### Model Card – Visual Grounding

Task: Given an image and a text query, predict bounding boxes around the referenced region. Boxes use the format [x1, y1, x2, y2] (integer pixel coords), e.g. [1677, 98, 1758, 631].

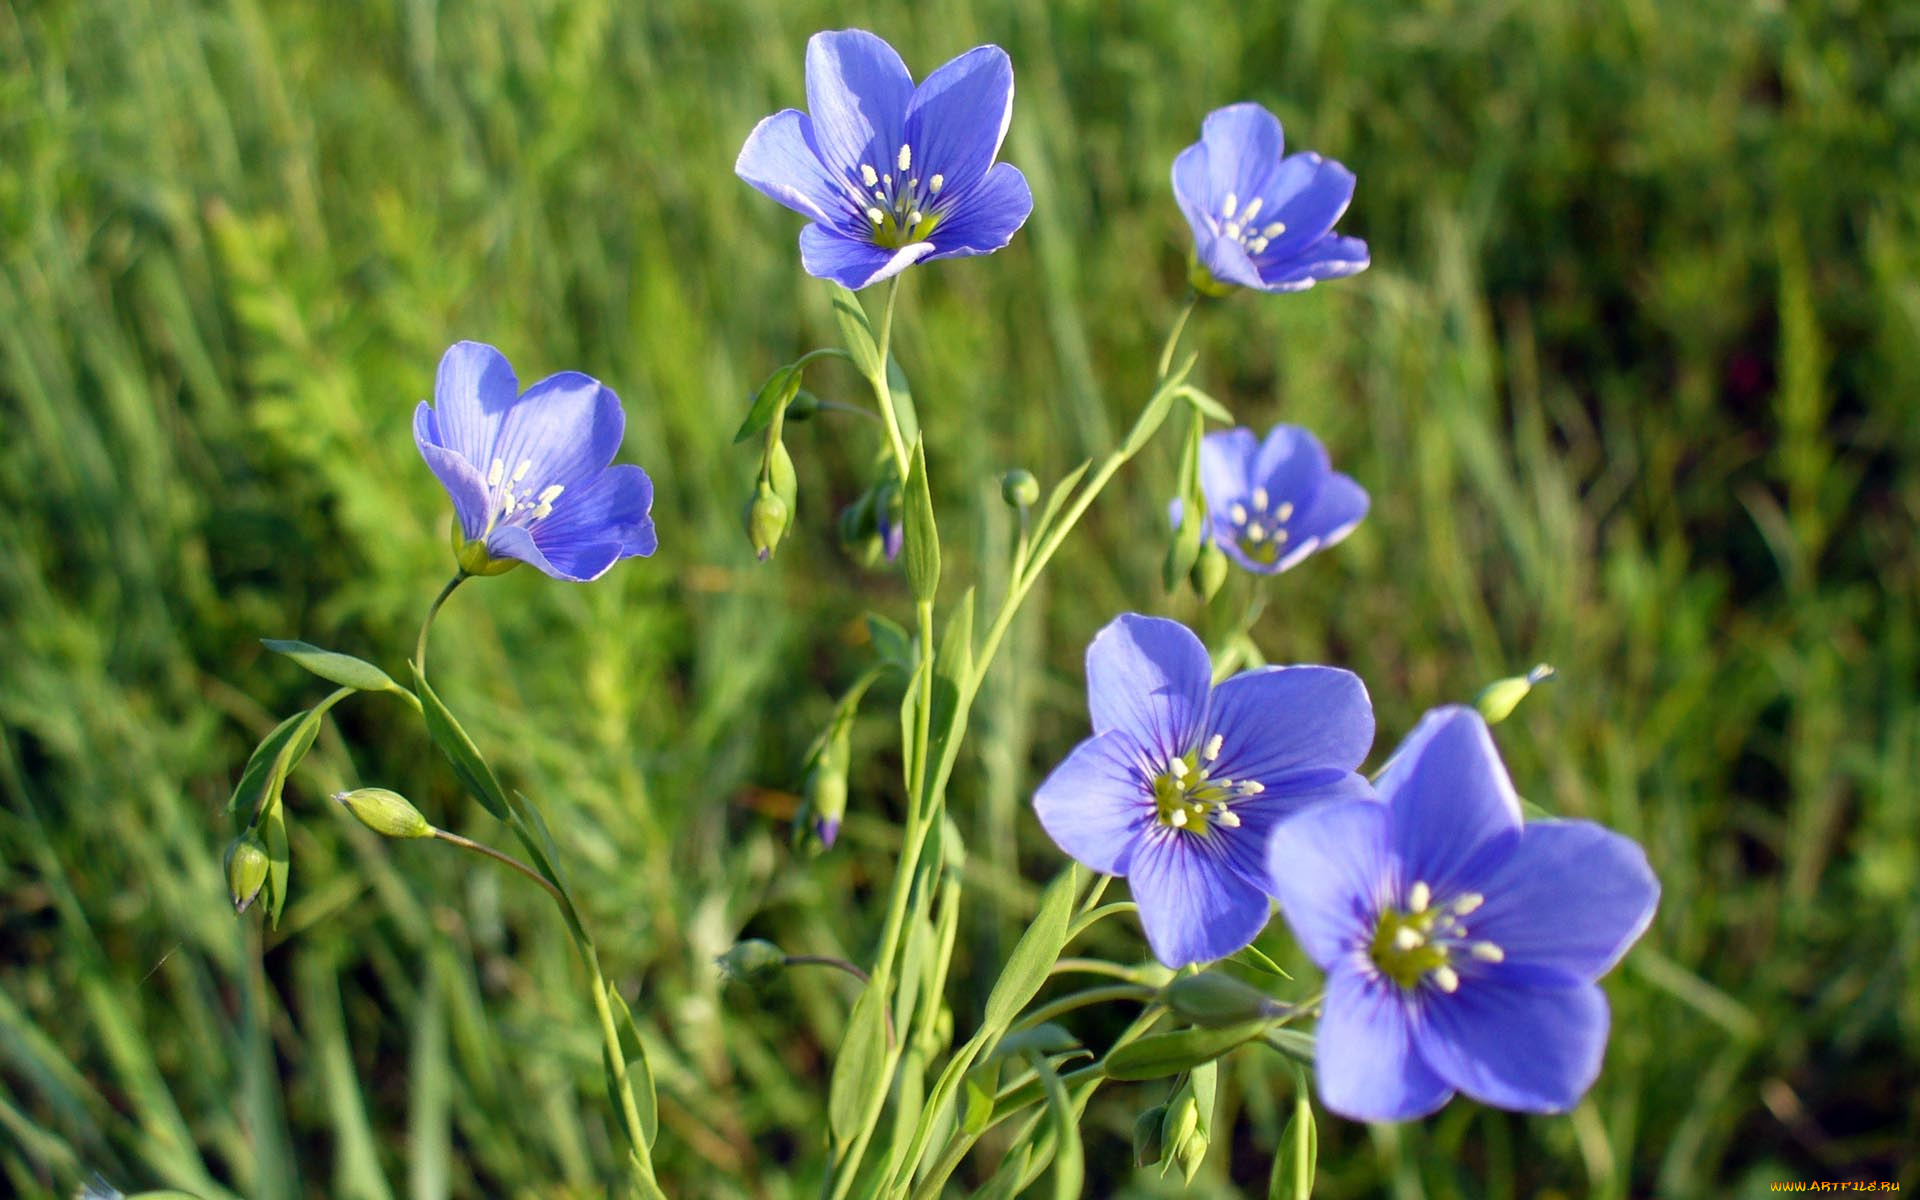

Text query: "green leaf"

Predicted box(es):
[829, 284, 883, 380]
[1520, 796, 1557, 822]
[988, 1023, 1079, 1064]
[973, 1144, 1033, 1200]
[982, 864, 1080, 1032]
[885, 354, 921, 446]
[962, 1062, 1000, 1136]
[1101, 1020, 1269, 1081]
[1268, 1072, 1317, 1199]
[903, 437, 939, 604]
[412, 665, 509, 821]
[922, 588, 974, 797]
[1262, 1028, 1316, 1066]
[609, 987, 660, 1150]
[1027, 1051, 1083, 1200]
[1179, 384, 1235, 424]
[732, 363, 800, 444]
[1121, 378, 1180, 456]
[1029, 459, 1093, 547]
[1230, 945, 1294, 981]
[827, 980, 889, 1146]
[261, 638, 398, 693]
[865, 612, 913, 672]
[226, 711, 308, 824]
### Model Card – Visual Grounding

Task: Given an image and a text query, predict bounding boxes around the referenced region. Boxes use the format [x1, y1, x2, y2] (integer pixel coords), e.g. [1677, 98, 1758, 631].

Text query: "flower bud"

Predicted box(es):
[1163, 971, 1286, 1028]
[1161, 1083, 1210, 1183]
[1132, 1103, 1168, 1168]
[784, 388, 821, 421]
[1474, 663, 1555, 725]
[1000, 468, 1040, 509]
[224, 831, 270, 914]
[333, 788, 433, 839]
[1190, 540, 1229, 602]
[715, 938, 788, 985]
[744, 481, 790, 561]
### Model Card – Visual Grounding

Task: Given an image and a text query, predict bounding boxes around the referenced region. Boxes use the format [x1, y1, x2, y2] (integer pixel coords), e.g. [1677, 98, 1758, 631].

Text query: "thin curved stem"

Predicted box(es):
[428, 827, 566, 906]
[871, 276, 910, 476]
[414, 573, 466, 676]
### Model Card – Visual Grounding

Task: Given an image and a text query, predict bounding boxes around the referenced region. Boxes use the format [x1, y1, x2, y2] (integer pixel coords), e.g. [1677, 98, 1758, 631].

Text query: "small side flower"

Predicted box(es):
[1195, 424, 1368, 575]
[1267, 706, 1660, 1121]
[1032, 614, 1375, 968]
[1172, 103, 1368, 295]
[414, 341, 657, 582]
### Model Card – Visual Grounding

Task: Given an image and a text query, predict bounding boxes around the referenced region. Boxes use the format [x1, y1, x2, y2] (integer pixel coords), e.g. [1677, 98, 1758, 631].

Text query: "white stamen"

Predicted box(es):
[1454, 892, 1485, 915]
[1241, 781, 1264, 794]
[1276, 501, 1295, 521]
[1248, 237, 1269, 255]
[882, 173, 891, 187]
[1222, 192, 1238, 218]
[487, 457, 505, 487]
[1252, 486, 1269, 511]
[907, 177, 918, 192]
[1432, 965, 1460, 993]
[1217, 809, 1242, 828]
[861, 163, 879, 187]
[512, 458, 532, 484]
[1170, 808, 1189, 828]
[867, 206, 886, 224]
[874, 189, 887, 201]
[1471, 942, 1505, 963]
[1408, 882, 1432, 913]
[1263, 222, 1287, 238]
[1230, 503, 1249, 524]
[1224, 222, 1242, 239]
[1394, 927, 1424, 951]
[1168, 757, 1189, 780]
[537, 484, 564, 505]
[897, 144, 911, 172]
[907, 210, 923, 225]
[1242, 197, 1264, 222]
[532, 502, 553, 520]
[1246, 523, 1267, 542]
[1273, 529, 1289, 545]
[929, 174, 944, 193]
[1203, 734, 1224, 761]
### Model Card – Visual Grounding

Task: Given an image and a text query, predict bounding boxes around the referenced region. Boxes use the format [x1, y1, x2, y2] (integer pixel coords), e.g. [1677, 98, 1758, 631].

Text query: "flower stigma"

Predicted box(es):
[1150, 741, 1265, 835]
[1368, 882, 1505, 992]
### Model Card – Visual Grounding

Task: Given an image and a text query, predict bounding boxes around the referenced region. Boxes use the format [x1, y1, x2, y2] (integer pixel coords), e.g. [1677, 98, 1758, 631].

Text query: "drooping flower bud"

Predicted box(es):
[1000, 468, 1040, 509]
[744, 481, 790, 561]
[715, 939, 788, 986]
[224, 831, 270, 914]
[1161, 1074, 1212, 1183]
[1190, 539, 1229, 601]
[1132, 1103, 1168, 1167]
[1162, 971, 1287, 1028]
[1474, 663, 1555, 724]
[783, 388, 822, 421]
[333, 788, 433, 839]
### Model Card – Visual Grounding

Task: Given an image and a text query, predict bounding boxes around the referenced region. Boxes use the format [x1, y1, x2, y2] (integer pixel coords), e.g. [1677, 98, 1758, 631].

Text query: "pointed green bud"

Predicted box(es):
[1163, 971, 1287, 1028]
[333, 788, 433, 839]
[224, 831, 269, 914]
[784, 388, 821, 421]
[1132, 1103, 1168, 1168]
[1159, 1090, 1201, 1177]
[1474, 663, 1555, 724]
[714, 938, 788, 986]
[1191, 539, 1229, 602]
[1173, 1122, 1208, 1183]
[744, 481, 790, 561]
[1000, 468, 1040, 509]
[768, 438, 798, 512]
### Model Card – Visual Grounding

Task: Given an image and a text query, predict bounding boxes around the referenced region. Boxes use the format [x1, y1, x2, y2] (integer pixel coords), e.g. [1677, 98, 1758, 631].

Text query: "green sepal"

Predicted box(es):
[261, 639, 399, 693]
[1268, 1066, 1318, 1199]
[1101, 1019, 1269, 1081]
[412, 664, 510, 822]
[226, 711, 308, 825]
[733, 362, 801, 444]
[903, 437, 939, 603]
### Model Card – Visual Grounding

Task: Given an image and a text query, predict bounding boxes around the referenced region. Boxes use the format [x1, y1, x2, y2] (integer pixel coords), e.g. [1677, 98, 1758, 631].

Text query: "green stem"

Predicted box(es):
[871, 276, 910, 477]
[1015, 983, 1154, 1031]
[429, 828, 566, 906]
[414, 573, 466, 676]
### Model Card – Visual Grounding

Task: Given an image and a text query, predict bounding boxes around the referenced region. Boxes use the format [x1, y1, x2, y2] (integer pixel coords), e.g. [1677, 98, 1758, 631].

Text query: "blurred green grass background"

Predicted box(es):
[2, 0, 1916, 1196]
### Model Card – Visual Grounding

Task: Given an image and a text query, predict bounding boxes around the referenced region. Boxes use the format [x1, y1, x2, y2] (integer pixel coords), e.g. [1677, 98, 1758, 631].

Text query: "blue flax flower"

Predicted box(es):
[1173, 103, 1369, 294]
[736, 29, 1034, 290]
[1268, 706, 1659, 1121]
[1034, 614, 1374, 968]
[414, 341, 657, 582]
[1191, 424, 1368, 575]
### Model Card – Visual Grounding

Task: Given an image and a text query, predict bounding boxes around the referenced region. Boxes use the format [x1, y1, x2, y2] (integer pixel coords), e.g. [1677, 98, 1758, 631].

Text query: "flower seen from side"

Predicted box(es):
[1173, 102, 1369, 295]
[414, 341, 657, 582]
[1188, 424, 1368, 575]
[1033, 614, 1375, 968]
[736, 29, 1034, 290]
[1267, 706, 1660, 1122]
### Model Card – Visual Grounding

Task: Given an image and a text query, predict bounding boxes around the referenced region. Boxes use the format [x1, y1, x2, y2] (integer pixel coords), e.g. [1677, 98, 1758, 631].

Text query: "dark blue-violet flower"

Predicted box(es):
[736, 29, 1034, 290]
[1267, 706, 1659, 1122]
[1033, 614, 1374, 968]
[1186, 424, 1368, 575]
[1173, 103, 1369, 294]
[414, 341, 657, 582]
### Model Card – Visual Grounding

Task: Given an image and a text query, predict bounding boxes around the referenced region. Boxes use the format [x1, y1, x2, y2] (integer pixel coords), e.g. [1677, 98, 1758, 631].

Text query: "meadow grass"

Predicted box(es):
[1, 0, 1915, 1196]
